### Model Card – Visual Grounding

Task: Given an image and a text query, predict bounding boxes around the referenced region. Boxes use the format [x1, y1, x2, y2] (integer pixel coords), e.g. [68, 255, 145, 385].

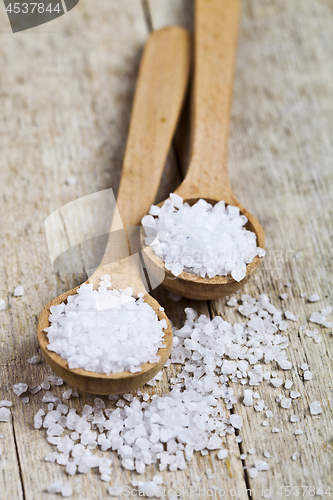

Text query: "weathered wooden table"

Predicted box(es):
[0, 1, 332, 499]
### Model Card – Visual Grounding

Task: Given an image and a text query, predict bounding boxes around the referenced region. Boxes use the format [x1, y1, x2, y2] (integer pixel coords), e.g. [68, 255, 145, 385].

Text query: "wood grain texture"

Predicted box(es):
[0, 0, 332, 499]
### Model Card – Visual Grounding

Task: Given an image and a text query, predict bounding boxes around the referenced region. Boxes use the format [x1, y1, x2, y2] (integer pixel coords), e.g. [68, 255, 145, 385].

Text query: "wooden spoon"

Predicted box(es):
[38, 26, 191, 395]
[141, 0, 265, 301]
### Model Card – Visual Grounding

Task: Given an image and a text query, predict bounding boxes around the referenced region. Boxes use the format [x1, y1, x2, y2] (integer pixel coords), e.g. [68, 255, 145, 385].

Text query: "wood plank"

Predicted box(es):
[210, 0, 333, 496]
[0, 1, 150, 498]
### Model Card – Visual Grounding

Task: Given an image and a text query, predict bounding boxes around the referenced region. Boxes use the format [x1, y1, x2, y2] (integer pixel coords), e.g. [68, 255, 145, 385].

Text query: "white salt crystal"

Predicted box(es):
[0, 408, 11, 422]
[285, 311, 299, 321]
[265, 410, 273, 418]
[285, 380, 293, 389]
[310, 401, 322, 415]
[300, 293, 306, 298]
[292, 454, 297, 460]
[280, 294, 288, 300]
[27, 356, 40, 364]
[0, 299, 6, 311]
[271, 378, 283, 388]
[262, 421, 268, 427]
[229, 414, 242, 429]
[243, 390, 253, 407]
[47, 480, 63, 494]
[248, 468, 258, 478]
[217, 449, 228, 460]
[272, 428, 280, 433]
[22, 397, 29, 403]
[14, 286, 24, 296]
[240, 453, 247, 459]
[63, 389, 72, 400]
[255, 460, 269, 471]
[280, 398, 291, 409]
[45, 452, 59, 462]
[254, 400, 265, 412]
[227, 297, 237, 307]
[34, 409, 45, 429]
[66, 462, 77, 476]
[291, 415, 300, 423]
[294, 429, 303, 435]
[263, 451, 270, 458]
[290, 391, 300, 399]
[41, 381, 51, 390]
[315, 336, 322, 343]
[301, 363, 309, 370]
[304, 370, 312, 381]
[285, 282, 292, 288]
[61, 483, 73, 497]
[108, 487, 123, 496]
[0, 400, 12, 407]
[101, 474, 112, 482]
[13, 383, 28, 396]
[29, 385, 41, 394]
[236, 436, 242, 443]
[66, 176, 77, 185]
[308, 294, 320, 302]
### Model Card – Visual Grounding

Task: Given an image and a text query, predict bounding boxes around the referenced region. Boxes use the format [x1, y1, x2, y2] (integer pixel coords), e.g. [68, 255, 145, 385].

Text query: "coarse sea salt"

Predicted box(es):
[0, 298, 6, 311]
[0, 408, 11, 422]
[310, 401, 322, 415]
[142, 195, 265, 281]
[45, 278, 167, 374]
[13, 286, 24, 297]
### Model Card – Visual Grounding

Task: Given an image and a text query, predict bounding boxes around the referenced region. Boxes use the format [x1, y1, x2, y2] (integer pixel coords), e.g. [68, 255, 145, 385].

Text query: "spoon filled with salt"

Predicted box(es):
[141, 0, 265, 300]
[38, 27, 191, 394]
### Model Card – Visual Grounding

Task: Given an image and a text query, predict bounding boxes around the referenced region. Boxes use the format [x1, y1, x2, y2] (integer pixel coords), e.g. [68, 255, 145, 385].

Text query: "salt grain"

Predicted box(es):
[285, 311, 299, 321]
[0, 408, 11, 422]
[308, 294, 320, 302]
[13, 383, 28, 396]
[13, 286, 24, 296]
[310, 401, 322, 415]
[304, 370, 312, 381]
[27, 356, 40, 364]
[284, 380, 293, 389]
[227, 297, 238, 307]
[280, 294, 288, 300]
[0, 299, 6, 311]
[291, 415, 300, 423]
[290, 391, 300, 399]
[0, 400, 12, 407]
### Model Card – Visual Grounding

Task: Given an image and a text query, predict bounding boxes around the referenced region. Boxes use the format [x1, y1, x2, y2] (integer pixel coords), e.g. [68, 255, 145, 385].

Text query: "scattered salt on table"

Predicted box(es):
[308, 294, 320, 302]
[13, 286, 24, 296]
[27, 356, 40, 364]
[310, 401, 322, 415]
[0, 408, 11, 422]
[13, 383, 28, 396]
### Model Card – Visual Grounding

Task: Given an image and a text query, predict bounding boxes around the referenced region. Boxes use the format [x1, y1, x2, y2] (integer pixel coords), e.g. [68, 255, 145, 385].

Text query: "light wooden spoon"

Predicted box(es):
[141, 0, 265, 301]
[38, 26, 191, 395]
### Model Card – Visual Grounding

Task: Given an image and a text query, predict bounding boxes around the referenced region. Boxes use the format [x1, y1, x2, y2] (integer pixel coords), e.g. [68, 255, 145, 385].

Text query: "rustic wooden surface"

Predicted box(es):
[0, 1, 332, 499]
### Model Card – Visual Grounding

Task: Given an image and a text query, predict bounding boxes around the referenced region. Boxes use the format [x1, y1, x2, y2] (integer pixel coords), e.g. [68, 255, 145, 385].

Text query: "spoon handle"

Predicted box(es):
[176, 0, 241, 202]
[117, 26, 191, 228]
[89, 27, 191, 291]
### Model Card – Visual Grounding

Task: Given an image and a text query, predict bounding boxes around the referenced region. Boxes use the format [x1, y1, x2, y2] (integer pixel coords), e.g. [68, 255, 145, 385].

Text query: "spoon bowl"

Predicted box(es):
[141, 195, 265, 300]
[38, 286, 173, 395]
[38, 26, 191, 394]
